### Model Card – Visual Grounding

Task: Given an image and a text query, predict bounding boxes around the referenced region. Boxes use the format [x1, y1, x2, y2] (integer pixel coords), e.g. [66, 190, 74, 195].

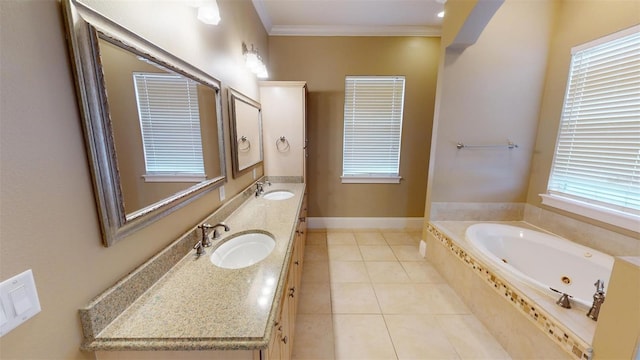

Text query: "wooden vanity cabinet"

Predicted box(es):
[263, 200, 307, 360]
[264, 241, 296, 359]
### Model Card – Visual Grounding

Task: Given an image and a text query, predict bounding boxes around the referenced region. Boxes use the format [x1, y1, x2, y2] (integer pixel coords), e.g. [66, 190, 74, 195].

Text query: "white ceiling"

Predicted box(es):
[251, 0, 444, 36]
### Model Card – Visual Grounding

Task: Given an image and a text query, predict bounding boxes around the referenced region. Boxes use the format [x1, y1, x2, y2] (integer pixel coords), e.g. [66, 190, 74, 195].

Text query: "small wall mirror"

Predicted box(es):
[63, 0, 226, 246]
[228, 89, 263, 177]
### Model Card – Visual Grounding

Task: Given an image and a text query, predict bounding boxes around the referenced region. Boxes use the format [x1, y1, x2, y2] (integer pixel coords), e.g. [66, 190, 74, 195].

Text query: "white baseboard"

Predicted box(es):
[307, 217, 424, 230]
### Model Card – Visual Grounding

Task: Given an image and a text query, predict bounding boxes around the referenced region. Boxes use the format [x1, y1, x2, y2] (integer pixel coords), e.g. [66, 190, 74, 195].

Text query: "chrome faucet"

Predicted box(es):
[587, 279, 606, 321]
[556, 293, 572, 309]
[193, 223, 230, 258]
[255, 180, 271, 196]
[193, 238, 206, 258]
[211, 223, 230, 240]
[193, 240, 207, 259]
[198, 223, 214, 247]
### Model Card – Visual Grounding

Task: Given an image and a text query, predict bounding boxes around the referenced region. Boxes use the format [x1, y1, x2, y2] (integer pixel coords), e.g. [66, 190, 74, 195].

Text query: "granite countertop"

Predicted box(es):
[86, 183, 305, 351]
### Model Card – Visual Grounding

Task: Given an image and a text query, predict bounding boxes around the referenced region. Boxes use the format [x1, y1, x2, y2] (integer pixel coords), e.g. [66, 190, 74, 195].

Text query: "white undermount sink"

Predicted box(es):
[263, 190, 294, 200]
[210, 232, 276, 269]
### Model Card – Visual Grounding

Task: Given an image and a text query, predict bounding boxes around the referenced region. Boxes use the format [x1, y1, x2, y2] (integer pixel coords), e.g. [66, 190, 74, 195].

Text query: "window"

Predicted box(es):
[133, 72, 206, 182]
[542, 25, 640, 231]
[341, 76, 406, 183]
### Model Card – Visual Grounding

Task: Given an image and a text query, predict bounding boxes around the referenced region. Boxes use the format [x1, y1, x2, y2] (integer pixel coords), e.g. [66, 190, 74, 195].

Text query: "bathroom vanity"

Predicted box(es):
[81, 181, 308, 359]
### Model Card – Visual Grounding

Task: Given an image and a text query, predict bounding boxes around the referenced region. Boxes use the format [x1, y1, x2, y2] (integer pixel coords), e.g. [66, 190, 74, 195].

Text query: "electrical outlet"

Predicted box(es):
[219, 185, 225, 201]
[252, 168, 257, 179]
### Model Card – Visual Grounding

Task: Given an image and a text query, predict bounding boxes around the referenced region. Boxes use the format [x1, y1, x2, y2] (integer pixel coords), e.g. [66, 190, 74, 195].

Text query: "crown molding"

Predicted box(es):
[269, 25, 441, 37]
[251, 0, 273, 34]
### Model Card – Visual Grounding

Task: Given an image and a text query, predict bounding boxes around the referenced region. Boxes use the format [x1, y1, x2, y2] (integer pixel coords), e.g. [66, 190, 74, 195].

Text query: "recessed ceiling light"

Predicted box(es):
[437, 10, 445, 18]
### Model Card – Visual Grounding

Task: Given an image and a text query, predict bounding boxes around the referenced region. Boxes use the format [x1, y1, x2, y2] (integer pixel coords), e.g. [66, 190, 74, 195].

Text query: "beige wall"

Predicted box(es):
[0, 0, 266, 358]
[269, 36, 440, 218]
[525, 0, 640, 236]
[427, 0, 555, 208]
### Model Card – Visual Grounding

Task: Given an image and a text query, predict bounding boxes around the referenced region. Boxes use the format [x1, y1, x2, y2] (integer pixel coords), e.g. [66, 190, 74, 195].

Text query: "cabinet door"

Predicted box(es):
[281, 261, 297, 359]
[294, 229, 304, 295]
[266, 319, 282, 360]
[287, 243, 298, 342]
[259, 82, 306, 179]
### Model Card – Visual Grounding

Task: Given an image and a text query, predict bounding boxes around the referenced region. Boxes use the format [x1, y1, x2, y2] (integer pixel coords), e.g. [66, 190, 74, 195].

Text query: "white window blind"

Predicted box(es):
[133, 72, 205, 180]
[342, 76, 405, 183]
[544, 25, 640, 229]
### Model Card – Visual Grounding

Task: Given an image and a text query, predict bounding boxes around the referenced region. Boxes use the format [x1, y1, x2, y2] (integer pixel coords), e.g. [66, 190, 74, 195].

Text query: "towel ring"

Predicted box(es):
[238, 136, 251, 152]
[276, 136, 290, 152]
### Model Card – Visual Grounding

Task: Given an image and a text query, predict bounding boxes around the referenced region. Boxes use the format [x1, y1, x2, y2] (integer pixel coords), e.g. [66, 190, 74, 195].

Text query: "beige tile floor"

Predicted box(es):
[292, 230, 511, 360]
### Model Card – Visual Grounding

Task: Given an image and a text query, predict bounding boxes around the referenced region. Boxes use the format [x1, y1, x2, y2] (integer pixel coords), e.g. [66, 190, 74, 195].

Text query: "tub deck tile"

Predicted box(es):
[427, 222, 595, 360]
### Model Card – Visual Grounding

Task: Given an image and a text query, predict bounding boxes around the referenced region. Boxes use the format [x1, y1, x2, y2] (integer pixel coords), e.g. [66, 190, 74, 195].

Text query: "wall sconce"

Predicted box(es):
[243, 43, 269, 79]
[192, 0, 220, 25]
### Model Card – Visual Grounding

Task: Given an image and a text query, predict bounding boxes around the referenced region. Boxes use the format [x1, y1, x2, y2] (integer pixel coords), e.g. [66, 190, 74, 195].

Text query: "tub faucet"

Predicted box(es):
[587, 279, 606, 321]
[556, 293, 572, 309]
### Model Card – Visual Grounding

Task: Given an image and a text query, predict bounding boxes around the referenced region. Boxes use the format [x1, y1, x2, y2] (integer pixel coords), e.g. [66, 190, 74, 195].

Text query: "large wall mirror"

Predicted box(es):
[63, 0, 226, 246]
[228, 89, 263, 178]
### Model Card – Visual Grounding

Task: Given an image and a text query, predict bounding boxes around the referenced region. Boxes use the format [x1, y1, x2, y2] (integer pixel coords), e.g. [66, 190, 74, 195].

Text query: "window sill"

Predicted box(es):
[341, 176, 402, 184]
[539, 193, 640, 233]
[143, 174, 206, 183]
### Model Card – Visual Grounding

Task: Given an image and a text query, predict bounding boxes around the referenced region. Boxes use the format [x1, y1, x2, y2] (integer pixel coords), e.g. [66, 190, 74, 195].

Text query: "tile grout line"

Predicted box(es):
[380, 314, 401, 360]
[302, 229, 502, 360]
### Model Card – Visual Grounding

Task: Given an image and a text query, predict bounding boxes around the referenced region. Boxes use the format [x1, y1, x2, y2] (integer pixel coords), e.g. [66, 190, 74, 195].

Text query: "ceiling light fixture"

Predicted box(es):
[436, 0, 446, 18]
[243, 43, 269, 79]
[194, 0, 220, 25]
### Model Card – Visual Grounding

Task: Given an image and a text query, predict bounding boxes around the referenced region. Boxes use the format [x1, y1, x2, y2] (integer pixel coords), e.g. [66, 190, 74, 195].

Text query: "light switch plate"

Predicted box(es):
[219, 185, 225, 201]
[252, 168, 257, 179]
[0, 303, 7, 326]
[0, 269, 41, 337]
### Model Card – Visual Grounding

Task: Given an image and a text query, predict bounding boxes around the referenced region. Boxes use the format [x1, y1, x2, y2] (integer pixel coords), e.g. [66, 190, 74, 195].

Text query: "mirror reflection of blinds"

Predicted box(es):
[132, 72, 205, 175]
[548, 27, 640, 215]
[342, 76, 405, 177]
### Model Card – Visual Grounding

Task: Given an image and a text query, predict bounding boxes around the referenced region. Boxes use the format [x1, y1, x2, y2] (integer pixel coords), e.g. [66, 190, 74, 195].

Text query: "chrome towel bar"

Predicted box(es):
[456, 140, 518, 150]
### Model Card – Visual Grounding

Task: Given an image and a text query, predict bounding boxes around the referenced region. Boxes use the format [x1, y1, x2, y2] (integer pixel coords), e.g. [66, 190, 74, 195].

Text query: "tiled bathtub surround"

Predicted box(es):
[525, 204, 640, 256]
[79, 181, 305, 351]
[430, 202, 525, 221]
[427, 222, 594, 360]
[431, 202, 639, 256]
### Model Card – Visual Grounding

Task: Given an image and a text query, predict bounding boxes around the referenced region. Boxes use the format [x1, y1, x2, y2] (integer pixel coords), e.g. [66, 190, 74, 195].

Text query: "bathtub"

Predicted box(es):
[465, 223, 614, 307]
